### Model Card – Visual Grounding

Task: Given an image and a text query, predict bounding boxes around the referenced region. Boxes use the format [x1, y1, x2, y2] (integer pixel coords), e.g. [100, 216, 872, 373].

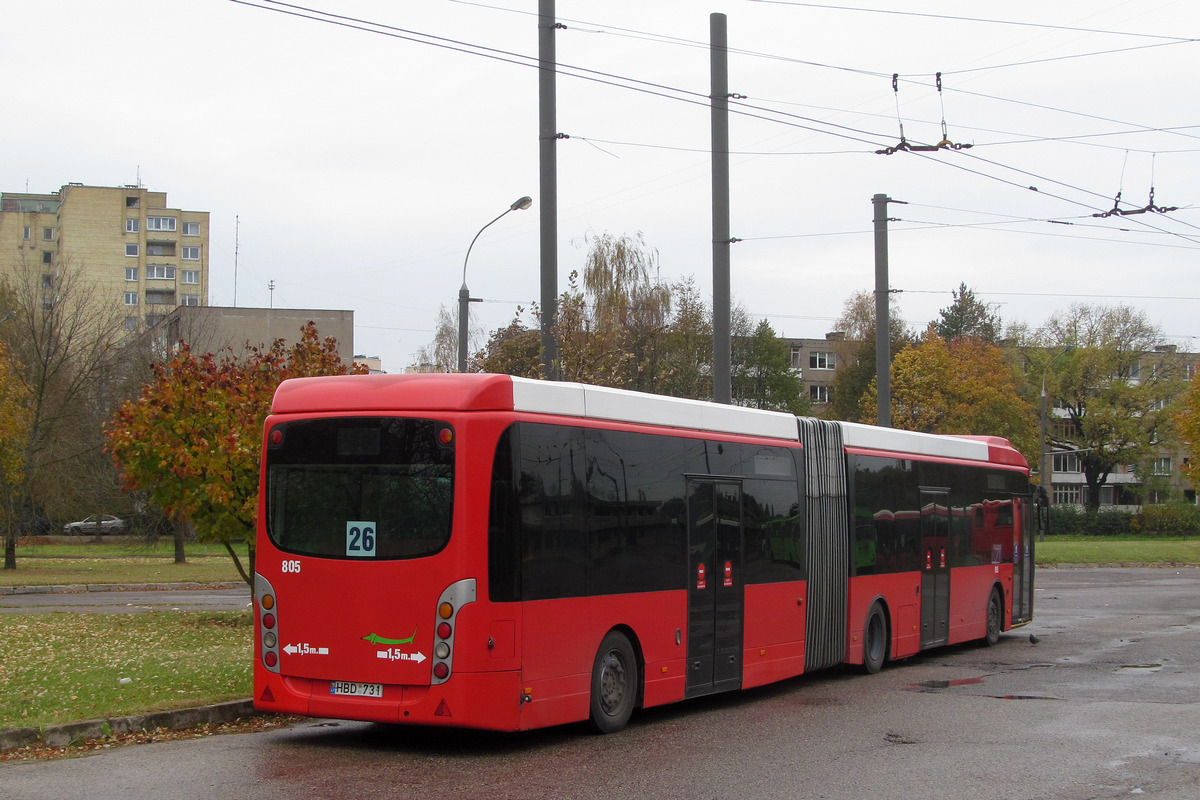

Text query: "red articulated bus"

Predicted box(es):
[253, 373, 1037, 732]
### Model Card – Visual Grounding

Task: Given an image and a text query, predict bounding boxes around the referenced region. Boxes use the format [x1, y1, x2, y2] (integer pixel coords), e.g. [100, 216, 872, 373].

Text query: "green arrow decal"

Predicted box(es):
[361, 629, 417, 645]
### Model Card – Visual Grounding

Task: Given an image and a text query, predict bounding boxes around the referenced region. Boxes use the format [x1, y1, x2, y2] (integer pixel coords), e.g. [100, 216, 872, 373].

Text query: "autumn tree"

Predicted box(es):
[935, 283, 1002, 344]
[657, 277, 712, 401]
[0, 338, 32, 549]
[863, 327, 1038, 463]
[829, 290, 911, 422]
[1032, 304, 1184, 512]
[1, 262, 130, 570]
[1172, 356, 1200, 491]
[106, 323, 365, 586]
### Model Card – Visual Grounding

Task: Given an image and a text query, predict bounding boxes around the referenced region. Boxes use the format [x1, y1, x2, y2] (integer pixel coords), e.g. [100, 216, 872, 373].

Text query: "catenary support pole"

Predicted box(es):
[711, 13, 731, 404]
[539, 0, 559, 379]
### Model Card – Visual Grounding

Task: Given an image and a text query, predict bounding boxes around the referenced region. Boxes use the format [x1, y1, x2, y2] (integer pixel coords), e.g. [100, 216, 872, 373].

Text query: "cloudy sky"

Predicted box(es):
[4, 1, 1197, 371]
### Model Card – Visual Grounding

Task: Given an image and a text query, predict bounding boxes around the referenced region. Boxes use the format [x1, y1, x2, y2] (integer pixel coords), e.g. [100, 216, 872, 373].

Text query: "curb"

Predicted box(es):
[0, 581, 245, 596]
[0, 699, 258, 753]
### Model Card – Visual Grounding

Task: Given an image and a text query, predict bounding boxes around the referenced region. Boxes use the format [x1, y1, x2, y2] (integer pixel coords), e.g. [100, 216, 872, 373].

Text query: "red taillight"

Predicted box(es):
[438, 427, 453, 445]
[264, 651, 278, 668]
[433, 662, 449, 680]
[263, 613, 275, 629]
[437, 622, 451, 639]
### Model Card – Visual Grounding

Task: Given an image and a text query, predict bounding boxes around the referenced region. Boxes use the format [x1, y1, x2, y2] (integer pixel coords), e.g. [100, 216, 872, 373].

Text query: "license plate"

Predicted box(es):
[330, 681, 383, 697]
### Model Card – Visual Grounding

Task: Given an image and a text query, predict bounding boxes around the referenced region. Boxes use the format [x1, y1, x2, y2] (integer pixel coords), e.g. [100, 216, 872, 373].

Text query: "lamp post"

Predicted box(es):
[458, 196, 533, 373]
[1039, 345, 1074, 538]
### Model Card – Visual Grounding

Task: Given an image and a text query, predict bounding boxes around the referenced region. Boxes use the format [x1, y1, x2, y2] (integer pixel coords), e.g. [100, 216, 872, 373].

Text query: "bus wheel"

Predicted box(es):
[589, 631, 638, 734]
[984, 588, 1003, 647]
[862, 602, 888, 674]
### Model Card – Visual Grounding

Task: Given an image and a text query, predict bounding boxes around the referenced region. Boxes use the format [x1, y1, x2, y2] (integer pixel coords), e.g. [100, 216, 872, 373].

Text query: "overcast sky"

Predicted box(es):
[4, 1, 1197, 371]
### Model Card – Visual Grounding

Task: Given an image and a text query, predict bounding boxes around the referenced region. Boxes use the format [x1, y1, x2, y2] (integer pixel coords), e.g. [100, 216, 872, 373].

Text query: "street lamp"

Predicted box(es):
[458, 196, 533, 373]
[1039, 344, 1074, 538]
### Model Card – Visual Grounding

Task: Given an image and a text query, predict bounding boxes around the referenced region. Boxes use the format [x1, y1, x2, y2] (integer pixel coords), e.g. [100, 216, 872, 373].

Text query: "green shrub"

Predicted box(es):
[1132, 502, 1200, 537]
[1047, 506, 1134, 536]
[1049, 506, 1085, 536]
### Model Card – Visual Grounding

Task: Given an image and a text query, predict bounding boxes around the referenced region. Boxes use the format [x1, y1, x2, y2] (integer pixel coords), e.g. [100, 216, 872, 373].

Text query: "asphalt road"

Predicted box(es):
[0, 587, 251, 614]
[3, 567, 1199, 800]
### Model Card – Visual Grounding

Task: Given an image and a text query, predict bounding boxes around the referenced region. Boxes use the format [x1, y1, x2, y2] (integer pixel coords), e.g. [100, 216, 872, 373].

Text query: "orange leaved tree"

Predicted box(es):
[105, 323, 364, 587]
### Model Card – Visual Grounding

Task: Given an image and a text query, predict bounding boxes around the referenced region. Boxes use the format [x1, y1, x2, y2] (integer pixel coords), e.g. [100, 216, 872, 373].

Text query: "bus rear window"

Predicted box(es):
[266, 417, 454, 559]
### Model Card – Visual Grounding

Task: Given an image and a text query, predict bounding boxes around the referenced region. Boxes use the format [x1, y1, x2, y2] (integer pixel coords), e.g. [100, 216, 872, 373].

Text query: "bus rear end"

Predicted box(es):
[252, 405, 521, 730]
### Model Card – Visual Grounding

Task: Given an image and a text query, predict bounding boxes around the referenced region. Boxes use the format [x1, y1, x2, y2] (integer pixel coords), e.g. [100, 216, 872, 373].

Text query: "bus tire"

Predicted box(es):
[984, 588, 1003, 647]
[589, 631, 638, 734]
[862, 602, 888, 674]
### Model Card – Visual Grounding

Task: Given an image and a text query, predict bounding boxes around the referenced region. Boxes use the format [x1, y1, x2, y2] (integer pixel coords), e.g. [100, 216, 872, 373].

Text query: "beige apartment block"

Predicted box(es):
[0, 183, 209, 332]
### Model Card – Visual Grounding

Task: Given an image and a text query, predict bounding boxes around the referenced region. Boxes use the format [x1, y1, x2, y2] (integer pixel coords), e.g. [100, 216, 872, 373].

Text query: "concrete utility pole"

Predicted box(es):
[538, 0, 559, 380]
[711, 12, 732, 405]
[872, 193, 904, 428]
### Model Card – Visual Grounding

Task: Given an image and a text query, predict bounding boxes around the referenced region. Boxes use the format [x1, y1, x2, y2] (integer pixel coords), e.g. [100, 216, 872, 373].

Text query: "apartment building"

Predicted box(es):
[0, 183, 209, 332]
[783, 333, 846, 409]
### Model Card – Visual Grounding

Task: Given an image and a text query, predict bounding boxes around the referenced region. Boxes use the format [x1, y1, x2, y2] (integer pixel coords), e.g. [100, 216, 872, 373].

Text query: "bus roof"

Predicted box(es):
[270, 373, 1026, 468]
[271, 373, 800, 441]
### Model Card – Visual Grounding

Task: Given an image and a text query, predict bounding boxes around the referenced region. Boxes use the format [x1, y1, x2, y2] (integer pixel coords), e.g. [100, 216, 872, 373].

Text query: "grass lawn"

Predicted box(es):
[1036, 536, 1200, 565]
[1, 538, 249, 586]
[0, 611, 252, 730]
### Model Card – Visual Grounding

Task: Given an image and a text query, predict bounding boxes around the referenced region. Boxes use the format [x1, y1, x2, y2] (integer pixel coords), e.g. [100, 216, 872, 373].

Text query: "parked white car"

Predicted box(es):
[62, 515, 126, 535]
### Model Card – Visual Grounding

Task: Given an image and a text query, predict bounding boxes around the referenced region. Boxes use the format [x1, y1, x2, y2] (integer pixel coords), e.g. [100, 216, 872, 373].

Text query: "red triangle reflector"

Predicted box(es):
[260, 685, 276, 703]
[434, 700, 452, 717]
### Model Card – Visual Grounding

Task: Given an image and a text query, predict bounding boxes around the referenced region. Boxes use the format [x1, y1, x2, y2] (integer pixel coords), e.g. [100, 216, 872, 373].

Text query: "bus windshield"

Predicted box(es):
[265, 417, 454, 559]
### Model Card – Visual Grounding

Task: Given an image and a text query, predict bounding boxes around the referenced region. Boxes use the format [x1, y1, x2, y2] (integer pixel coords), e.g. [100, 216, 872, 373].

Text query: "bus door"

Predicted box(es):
[685, 478, 744, 697]
[1012, 494, 1035, 625]
[919, 488, 950, 649]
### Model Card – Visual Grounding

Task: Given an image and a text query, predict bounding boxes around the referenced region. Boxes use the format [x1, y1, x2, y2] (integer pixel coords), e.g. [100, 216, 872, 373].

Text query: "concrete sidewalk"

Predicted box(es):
[0, 581, 244, 595]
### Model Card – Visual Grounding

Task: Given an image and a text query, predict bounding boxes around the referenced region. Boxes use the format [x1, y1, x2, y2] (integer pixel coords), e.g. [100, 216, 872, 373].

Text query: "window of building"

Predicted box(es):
[145, 290, 175, 305]
[124, 316, 139, 332]
[42, 251, 52, 265]
[147, 243, 175, 256]
[809, 351, 835, 370]
[146, 216, 177, 232]
[124, 292, 139, 306]
[182, 221, 200, 236]
[809, 384, 830, 404]
[181, 293, 200, 306]
[1188, 363, 1197, 380]
[1053, 485, 1082, 505]
[42, 227, 54, 241]
[22, 226, 30, 240]
[125, 267, 138, 282]
[146, 265, 176, 280]
[41, 274, 54, 289]
[182, 246, 200, 260]
[145, 313, 165, 327]
[126, 218, 139, 233]
[126, 244, 139, 257]
[1153, 457, 1172, 475]
[181, 269, 199, 285]
[1052, 453, 1081, 473]
[790, 347, 803, 370]
[126, 196, 140, 208]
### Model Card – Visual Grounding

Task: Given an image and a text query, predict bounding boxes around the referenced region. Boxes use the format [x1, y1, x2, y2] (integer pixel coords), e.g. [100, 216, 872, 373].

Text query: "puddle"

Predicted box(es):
[1118, 663, 1163, 673]
[988, 694, 1062, 701]
[910, 677, 985, 690]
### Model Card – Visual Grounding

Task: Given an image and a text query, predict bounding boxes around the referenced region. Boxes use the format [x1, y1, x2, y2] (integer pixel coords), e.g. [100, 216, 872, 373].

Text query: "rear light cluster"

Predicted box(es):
[255, 574, 281, 673]
[431, 579, 476, 685]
